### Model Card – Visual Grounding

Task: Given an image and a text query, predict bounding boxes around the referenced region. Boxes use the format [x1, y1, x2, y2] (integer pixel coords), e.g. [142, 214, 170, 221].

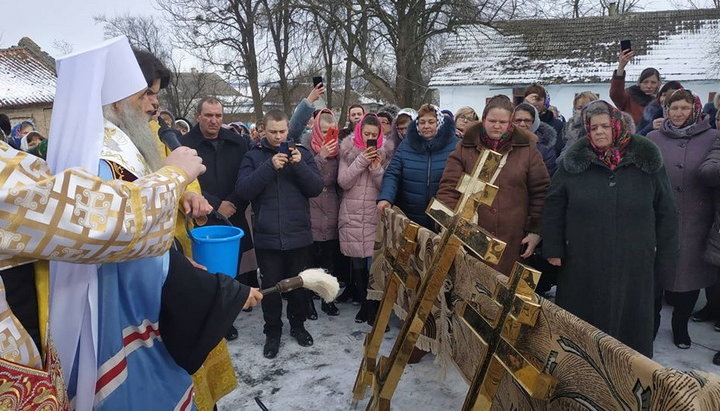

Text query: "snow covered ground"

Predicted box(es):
[218, 295, 720, 411]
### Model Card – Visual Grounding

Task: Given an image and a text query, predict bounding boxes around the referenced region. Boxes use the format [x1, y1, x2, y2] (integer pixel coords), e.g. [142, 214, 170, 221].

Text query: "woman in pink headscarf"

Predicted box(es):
[337, 113, 394, 323]
[305, 109, 341, 317]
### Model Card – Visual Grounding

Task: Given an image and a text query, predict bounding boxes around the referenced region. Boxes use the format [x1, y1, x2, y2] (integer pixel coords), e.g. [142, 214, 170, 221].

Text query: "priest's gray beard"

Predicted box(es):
[103, 100, 163, 172]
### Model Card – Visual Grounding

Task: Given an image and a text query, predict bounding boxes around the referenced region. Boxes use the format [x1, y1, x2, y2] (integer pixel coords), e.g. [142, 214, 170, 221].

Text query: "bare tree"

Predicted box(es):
[157, 0, 265, 120]
[669, 0, 720, 8]
[52, 40, 74, 55]
[258, 0, 296, 114]
[296, 0, 517, 108]
[94, 14, 171, 62]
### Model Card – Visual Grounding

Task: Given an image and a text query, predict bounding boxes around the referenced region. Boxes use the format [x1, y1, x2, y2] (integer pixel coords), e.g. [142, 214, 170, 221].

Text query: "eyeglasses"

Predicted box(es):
[456, 115, 476, 122]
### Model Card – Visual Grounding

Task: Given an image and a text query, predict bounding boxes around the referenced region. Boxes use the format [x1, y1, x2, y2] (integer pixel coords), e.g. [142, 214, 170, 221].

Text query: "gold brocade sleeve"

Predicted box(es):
[0, 143, 189, 270]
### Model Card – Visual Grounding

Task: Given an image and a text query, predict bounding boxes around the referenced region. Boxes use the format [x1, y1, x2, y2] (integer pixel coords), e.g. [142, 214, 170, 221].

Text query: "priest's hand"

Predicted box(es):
[182, 192, 212, 218]
[547, 257, 562, 267]
[244, 288, 263, 310]
[187, 256, 207, 271]
[217, 200, 237, 218]
[165, 147, 206, 181]
[520, 233, 541, 259]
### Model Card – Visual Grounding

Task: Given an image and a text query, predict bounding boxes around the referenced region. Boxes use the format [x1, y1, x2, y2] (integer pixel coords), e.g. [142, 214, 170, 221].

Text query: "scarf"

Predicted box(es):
[353, 113, 384, 150]
[414, 104, 444, 133]
[583, 101, 631, 171]
[478, 123, 514, 153]
[663, 90, 704, 137]
[310, 108, 339, 158]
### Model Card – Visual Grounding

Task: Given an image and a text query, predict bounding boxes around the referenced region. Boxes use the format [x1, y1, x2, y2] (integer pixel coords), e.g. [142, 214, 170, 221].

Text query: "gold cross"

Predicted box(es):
[458, 262, 557, 410]
[352, 219, 420, 404]
[357, 149, 508, 410]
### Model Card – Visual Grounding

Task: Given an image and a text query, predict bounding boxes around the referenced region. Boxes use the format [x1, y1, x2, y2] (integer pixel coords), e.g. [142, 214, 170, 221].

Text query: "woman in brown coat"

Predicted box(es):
[436, 96, 551, 275]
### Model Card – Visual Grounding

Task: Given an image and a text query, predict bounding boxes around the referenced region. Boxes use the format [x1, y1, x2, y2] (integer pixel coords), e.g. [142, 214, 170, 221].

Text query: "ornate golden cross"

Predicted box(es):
[458, 262, 557, 410]
[352, 220, 420, 404]
[355, 149, 508, 410]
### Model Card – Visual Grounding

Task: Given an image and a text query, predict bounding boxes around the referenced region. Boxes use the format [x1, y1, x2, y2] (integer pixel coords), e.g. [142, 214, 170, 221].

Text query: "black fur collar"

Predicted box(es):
[563, 135, 663, 174]
[627, 85, 653, 107]
[405, 116, 457, 152]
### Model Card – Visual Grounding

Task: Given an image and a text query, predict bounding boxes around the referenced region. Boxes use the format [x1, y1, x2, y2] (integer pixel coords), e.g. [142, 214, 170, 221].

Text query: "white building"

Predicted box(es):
[430, 8, 720, 118]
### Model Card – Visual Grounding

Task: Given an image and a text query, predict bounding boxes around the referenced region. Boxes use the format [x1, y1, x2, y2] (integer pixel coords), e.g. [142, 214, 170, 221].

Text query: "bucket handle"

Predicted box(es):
[184, 210, 236, 242]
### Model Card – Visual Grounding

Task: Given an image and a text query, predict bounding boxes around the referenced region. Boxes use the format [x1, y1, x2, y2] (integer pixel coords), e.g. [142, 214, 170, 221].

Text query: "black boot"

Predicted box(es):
[321, 301, 339, 316]
[365, 300, 380, 326]
[290, 326, 314, 347]
[672, 313, 691, 349]
[263, 335, 281, 359]
[352, 266, 369, 307]
[306, 297, 318, 320]
[355, 303, 368, 323]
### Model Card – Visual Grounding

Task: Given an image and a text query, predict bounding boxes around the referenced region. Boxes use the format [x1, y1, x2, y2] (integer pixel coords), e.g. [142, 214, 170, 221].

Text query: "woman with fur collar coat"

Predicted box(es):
[377, 104, 459, 230]
[542, 100, 678, 357]
[436, 96, 550, 276]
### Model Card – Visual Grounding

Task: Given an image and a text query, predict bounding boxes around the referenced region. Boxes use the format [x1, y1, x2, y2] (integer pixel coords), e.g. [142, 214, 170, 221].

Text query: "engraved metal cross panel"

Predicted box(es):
[355, 149, 509, 410]
[458, 262, 557, 410]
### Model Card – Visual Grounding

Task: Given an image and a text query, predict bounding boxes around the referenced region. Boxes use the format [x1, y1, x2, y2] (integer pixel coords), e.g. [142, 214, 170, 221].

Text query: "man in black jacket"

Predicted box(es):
[236, 110, 324, 359]
[180, 97, 254, 340]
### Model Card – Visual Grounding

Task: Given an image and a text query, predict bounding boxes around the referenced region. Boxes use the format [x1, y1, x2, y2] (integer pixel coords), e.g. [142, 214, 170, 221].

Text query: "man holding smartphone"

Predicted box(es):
[236, 109, 324, 359]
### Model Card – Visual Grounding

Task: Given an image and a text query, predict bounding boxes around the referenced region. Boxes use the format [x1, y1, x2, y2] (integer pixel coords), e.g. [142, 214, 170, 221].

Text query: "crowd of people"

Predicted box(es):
[2, 42, 720, 408]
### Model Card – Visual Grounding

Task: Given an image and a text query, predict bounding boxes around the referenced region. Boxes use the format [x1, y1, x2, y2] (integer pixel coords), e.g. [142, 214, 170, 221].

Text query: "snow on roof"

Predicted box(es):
[431, 8, 720, 87]
[0, 41, 56, 108]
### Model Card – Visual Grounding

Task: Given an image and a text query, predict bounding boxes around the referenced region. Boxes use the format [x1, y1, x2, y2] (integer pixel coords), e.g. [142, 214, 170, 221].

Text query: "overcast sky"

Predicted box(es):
[0, 0, 685, 60]
[0, 0, 161, 56]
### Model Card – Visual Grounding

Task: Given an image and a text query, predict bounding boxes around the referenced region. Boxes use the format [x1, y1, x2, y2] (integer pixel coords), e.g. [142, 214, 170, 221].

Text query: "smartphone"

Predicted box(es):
[620, 39, 632, 52]
[288, 141, 296, 151]
[312, 76, 323, 87]
[366, 139, 377, 148]
[324, 127, 339, 144]
[278, 141, 290, 156]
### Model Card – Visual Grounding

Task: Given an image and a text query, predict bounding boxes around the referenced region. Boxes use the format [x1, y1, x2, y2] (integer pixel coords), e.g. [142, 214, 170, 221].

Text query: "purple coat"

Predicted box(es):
[309, 153, 340, 241]
[337, 137, 394, 258]
[648, 117, 720, 292]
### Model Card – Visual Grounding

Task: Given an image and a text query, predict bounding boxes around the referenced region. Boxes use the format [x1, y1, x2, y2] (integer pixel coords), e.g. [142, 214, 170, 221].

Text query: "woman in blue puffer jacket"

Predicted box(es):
[377, 104, 459, 230]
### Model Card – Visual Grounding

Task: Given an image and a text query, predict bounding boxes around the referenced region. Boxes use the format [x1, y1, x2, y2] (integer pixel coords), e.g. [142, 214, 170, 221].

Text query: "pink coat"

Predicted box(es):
[309, 153, 340, 241]
[337, 136, 394, 258]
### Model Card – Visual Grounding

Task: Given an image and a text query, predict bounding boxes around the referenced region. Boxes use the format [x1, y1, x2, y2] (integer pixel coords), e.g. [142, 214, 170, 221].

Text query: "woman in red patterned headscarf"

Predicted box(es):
[543, 100, 678, 358]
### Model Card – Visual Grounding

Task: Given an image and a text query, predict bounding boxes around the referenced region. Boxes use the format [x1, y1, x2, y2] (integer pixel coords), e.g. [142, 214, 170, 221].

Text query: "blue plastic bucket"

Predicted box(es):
[190, 225, 244, 277]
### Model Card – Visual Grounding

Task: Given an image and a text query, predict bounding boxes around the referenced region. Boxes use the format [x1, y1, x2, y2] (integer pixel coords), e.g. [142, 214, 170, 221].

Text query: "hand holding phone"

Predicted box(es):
[366, 138, 377, 148]
[312, 76, 323, 87]
[278, 141, 290, 157]
[620, 39, 632, 52]
[324, 127, 339, 144]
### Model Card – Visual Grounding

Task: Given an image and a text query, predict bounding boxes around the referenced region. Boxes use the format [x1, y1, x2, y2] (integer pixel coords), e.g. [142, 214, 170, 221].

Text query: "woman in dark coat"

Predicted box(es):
[377, 104, 458, 230]
[647, 89, 720, 349]
[437, 96, 550, 276]
[698, 112, 720, 365]
[542, 100, 678, 358]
